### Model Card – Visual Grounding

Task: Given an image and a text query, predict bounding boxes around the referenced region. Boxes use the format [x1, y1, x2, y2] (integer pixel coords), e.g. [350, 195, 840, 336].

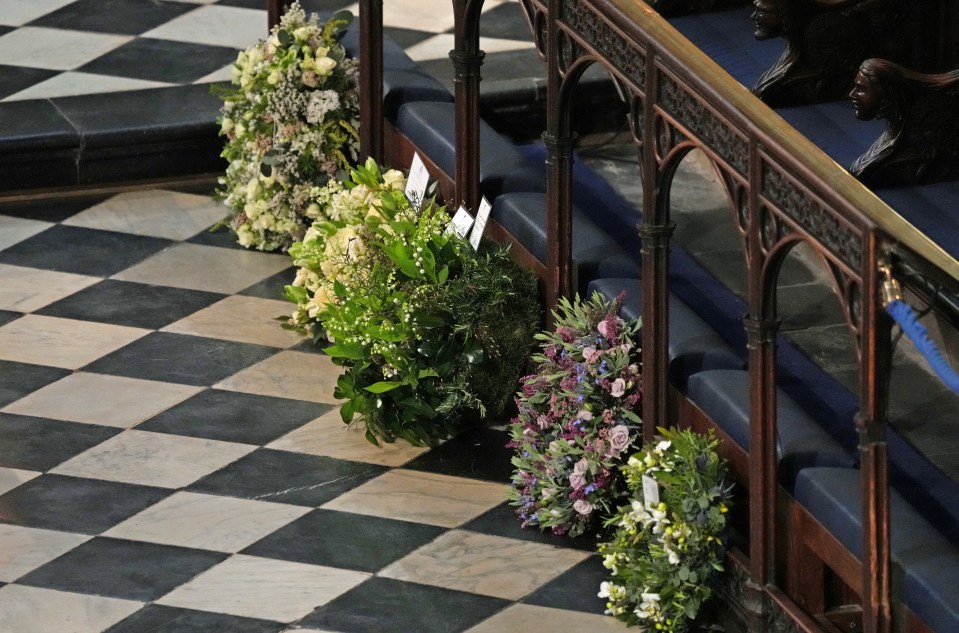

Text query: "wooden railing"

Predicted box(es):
[268, 1, 959, 631]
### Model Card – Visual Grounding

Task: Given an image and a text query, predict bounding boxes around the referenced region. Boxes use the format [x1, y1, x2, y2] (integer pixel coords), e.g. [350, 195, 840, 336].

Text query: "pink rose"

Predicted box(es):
[606, 425, 631, 457]
[610, 378, 627, 397]
[583, 346, 601, 363]
[597, 320, 610, 338]
[573, 499, 594, 515]
[573, 458, 589, 475]
[569, 472, 586, 490]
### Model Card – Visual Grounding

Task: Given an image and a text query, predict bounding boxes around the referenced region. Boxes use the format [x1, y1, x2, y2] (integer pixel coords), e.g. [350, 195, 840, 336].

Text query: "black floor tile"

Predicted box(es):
[0, 65, 59, 100]
[0, 474, 170, 534]
[17, 537, 227, 601]
[521, 555, 610, 615]
[104, 605, 285, 633]
[403, 426, 513, 482]
[0, 413, 120, 472]
[217, 0, 271, 8]
[137, 389, 332, 445]
[0, 361, 71, 408]
[242, 508, 444, 572]
[0, 310, 20, 327]
[238, 266, 296, 300]
[79, 38, 239, 84]
[188, 448, 387, 507]
[302, 576, 509, 633]
[479, 3, 535, 41]
[0, 225, 171, 276]
[83, 332, 278, 386]
[461, 502, 600, 552]
[0, 195, 110, 223]
[185, 222, 242, 249]
[383, 26, 436, 49]
[299, 0, 357, 14]
[28, 0, 196, 35]
[290, 337, 327, 354]
[36, 280, 225, 329]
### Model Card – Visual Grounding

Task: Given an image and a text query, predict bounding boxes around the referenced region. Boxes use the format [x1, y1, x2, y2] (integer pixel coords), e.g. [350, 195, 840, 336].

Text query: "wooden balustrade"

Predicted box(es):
[266, 1, 959, 630]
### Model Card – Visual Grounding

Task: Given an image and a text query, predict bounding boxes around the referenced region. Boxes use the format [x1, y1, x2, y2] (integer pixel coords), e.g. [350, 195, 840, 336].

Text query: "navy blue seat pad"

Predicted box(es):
[394, 101, 530, 198]
[795, 467, 959, 633]
[667, 6, 783, 90]
[492, 192, 631, 293]
[339, 28, 452, 120]
[500, 143, 643, 254]
[588, 277, 745, 387]
[687, 369, 855, 486]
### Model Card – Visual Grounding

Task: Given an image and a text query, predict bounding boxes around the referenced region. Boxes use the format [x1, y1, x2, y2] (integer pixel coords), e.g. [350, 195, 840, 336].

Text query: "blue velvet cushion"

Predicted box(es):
[491, 192, 632, 294]
[686, 370, 856, 486]
[339, 28, 453, 120]
[667, 6, 783, 89]
[775, 101, 885, 168]
[394, 101, 532, 198]
[795, 467, 959, 633]
[501, 143, 643, 254]
[587, 278, 745, 388]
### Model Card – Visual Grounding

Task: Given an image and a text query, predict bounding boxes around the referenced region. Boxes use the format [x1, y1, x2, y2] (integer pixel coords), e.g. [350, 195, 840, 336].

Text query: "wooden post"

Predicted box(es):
[358, 0, 384, 163]
[451, 0, 484, 212]
[267, 0, 284, 29]
[859, 241, 893, 633]
[543, 0, 574, 327]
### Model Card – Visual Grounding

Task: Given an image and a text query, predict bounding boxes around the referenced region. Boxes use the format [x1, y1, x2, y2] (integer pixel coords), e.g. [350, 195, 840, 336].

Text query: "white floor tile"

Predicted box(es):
[0, 27, 131, 71]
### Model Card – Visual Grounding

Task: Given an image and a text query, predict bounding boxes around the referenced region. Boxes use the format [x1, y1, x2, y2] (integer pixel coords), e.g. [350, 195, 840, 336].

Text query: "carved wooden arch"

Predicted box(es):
[760, 233, 865, 354]
[653, 138, 742, 232]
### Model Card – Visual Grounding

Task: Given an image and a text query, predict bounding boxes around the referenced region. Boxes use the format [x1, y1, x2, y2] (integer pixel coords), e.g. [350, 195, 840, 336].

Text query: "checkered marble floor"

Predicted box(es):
[0, 188, 628, 632]
[0, 0, 538, 102]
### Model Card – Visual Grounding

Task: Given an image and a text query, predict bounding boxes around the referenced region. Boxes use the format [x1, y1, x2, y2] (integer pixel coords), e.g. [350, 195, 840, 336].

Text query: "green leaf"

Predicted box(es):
[411, 310, 448, 329]
[437, 265, 449, 284]
[283, 285, 308, 304]
[325, 342, 364, 359]
[339, 399, 355, 424]
[276, 29, 291, 46]
[381, 241, 420, 278]
[418, 368, 439, 379]
[363, 381, 402, 393]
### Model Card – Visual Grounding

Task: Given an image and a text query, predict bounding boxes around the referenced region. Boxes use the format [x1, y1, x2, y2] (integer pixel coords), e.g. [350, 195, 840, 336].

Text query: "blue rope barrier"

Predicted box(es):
[886, 298, 959, 394]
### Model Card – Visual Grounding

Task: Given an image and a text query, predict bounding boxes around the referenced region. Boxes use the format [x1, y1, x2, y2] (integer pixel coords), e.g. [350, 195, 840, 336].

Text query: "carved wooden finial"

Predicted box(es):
[849, 58, 959, 187]
[751, 0, 917, 107]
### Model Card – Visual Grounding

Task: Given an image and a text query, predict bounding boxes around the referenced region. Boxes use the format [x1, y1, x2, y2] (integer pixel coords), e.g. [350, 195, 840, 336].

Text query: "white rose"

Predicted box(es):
[246, 177, 261, 199]
[314, 56, 336, 76]
[220, 117, 234, 134]
[382, 169, 406, 191]
[236, 225, 254, 247]
[267, 70, 281, 85]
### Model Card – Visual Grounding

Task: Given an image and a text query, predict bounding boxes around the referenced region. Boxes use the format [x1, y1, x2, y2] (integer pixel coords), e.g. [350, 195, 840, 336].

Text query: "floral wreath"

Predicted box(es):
[507, 291, 643, 537]
[284, 159, 539, 446]
[215, 2, 360, 251]
[599, 426, 732, 631]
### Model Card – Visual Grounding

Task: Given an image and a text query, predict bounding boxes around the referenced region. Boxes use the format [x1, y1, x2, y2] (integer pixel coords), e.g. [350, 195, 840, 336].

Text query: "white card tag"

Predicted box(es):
[468, 197, 491, 251]
[405, 153, 429, 211]
[447, 205, 474, 238]
[642, 474, 660, 511]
